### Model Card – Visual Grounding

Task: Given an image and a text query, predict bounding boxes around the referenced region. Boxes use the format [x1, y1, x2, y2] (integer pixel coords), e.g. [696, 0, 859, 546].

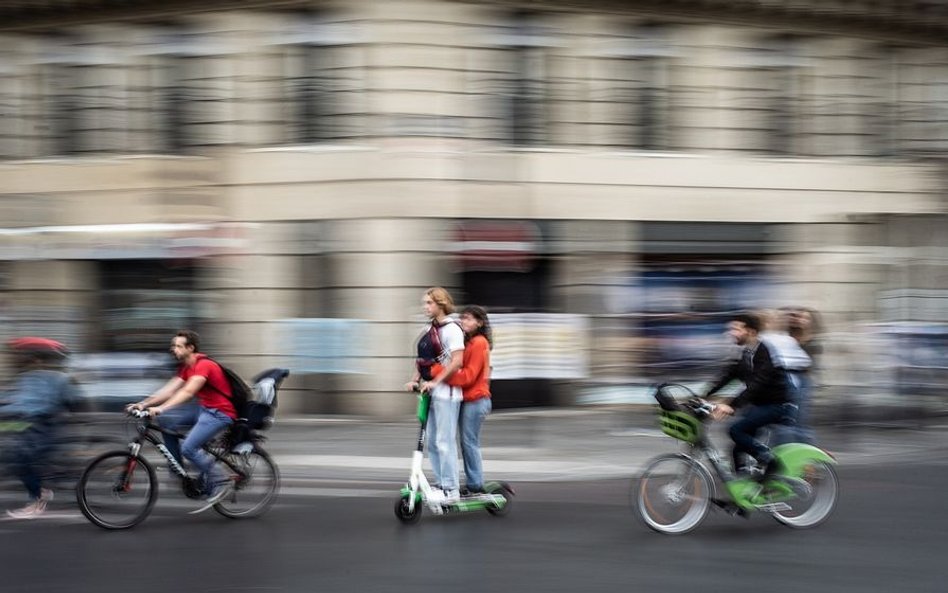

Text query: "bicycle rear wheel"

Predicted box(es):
[635, 453, 712, 535]
[214, 448, 280, 519]
[76, 451, 158, 530]
[772, 461, 838, 528]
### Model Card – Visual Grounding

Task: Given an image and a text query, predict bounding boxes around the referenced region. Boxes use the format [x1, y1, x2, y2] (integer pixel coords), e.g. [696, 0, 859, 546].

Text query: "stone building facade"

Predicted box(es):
[0, 1, 945, 415]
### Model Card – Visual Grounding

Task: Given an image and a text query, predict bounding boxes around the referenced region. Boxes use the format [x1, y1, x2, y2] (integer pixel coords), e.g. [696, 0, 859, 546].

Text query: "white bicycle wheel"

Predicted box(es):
[635, 454, 713, 535]
[772, 461, 838, 528]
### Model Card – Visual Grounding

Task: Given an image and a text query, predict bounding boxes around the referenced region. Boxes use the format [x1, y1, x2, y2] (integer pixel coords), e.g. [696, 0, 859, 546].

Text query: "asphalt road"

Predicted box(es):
[2, 456, 946, 593]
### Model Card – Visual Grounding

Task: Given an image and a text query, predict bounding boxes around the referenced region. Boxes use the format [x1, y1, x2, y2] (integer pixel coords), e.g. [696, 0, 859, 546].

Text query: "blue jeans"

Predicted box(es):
[426, 397, 461, 491]
[180, 408, 233, 491]
[460, 397, 491, 490]
[772, 373, 816, 446]
[8, 424, 54, 500]
[157, 401, 201, 467]
[729, 403, 796, 470]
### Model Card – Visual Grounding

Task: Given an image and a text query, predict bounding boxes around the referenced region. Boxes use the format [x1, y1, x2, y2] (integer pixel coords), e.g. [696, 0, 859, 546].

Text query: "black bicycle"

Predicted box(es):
[76, 410, 279, 529]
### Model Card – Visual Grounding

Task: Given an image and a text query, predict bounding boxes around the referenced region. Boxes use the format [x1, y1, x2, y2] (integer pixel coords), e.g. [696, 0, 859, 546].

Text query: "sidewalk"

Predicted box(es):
[265, 407, 948, 483]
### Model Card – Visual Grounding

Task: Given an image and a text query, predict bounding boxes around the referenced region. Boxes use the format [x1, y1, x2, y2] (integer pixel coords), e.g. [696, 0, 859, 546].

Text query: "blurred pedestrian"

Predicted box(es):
[405, 287, 464, 503]
[432, 305, 493, 495]
[1, 337, 80, 519]
[127, 330, 236, 510]
[778, 306, 822, 444]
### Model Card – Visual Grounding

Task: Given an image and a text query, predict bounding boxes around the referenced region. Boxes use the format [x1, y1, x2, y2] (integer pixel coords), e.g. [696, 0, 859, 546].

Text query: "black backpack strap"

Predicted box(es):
[200, 358, 233, 400]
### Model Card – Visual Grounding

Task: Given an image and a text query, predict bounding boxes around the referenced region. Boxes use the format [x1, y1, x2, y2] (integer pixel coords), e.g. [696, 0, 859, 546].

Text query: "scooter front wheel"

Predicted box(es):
[394, 494, 423, 524]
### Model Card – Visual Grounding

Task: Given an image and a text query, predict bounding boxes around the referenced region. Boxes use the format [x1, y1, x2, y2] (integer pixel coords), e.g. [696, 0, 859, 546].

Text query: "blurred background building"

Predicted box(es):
[0, 0, 945, 416]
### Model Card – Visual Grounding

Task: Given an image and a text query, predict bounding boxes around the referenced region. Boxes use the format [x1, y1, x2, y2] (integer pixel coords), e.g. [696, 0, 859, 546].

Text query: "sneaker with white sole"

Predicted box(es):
[189, 482, 233, 515]
[6, 491, 52, 520]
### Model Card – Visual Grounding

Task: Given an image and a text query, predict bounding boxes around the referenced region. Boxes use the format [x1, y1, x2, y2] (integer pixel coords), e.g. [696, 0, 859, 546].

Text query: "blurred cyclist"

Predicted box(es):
[704, 312, 810, 480]
[1, 337, 81, 519]
[127, 330, 236, 511]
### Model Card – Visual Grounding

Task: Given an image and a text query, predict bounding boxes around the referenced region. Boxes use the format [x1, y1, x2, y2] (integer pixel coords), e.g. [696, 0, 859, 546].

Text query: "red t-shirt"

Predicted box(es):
[177, 353, 237, 419]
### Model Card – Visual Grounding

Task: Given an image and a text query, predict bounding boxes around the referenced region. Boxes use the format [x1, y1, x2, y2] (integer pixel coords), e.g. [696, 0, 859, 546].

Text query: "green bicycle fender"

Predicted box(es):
[0, 420, 32, 433]
[773, 443, 837, 475]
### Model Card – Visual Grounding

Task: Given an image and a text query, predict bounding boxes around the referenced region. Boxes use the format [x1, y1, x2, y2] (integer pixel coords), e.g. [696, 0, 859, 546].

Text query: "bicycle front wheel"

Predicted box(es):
[214, 448, 280, 519]
[76, 451, 158, 530]
[635, 454, 712, 535]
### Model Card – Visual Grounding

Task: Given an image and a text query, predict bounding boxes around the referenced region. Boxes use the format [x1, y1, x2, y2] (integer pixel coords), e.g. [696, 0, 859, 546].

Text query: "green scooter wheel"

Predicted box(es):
[394, 494, 422, 524]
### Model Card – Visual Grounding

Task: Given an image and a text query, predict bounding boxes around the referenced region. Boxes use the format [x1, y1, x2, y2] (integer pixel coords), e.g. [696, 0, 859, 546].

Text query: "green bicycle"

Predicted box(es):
[634, 383, 839, 535]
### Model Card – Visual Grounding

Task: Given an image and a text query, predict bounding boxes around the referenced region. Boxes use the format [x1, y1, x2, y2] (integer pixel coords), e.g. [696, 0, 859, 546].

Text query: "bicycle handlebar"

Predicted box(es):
[654, 383, 716, 419]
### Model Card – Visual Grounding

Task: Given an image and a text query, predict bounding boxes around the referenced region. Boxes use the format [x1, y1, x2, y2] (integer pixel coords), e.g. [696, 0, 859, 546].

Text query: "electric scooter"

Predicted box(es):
[394, 390, 513, 524]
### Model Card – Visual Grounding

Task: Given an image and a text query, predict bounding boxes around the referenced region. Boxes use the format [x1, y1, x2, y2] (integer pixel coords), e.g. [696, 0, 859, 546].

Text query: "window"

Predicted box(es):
[0, 60, 20, 158]
[597, 24, 675, 150]
[142, 30, 237, 153]
[732, 36, 808, 155]
[270, 14, 364, 144]
[99, 260, 198, 352]
[478, 12, 557, 146]
[40, 60, 80, 155]
[283, 43, 341, 143]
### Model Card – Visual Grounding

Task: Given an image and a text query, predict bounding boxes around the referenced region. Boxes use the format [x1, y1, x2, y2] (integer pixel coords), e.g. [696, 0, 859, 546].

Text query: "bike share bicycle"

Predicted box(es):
[76, 369, 288, 530]
[394, 389, 513, 524]
[633, 383, 839, 535]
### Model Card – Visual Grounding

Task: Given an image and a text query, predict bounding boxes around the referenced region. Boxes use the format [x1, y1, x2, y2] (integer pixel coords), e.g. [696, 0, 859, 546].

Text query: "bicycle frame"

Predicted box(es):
[682, 429, 835, 512]
[124, 416, 250, 487]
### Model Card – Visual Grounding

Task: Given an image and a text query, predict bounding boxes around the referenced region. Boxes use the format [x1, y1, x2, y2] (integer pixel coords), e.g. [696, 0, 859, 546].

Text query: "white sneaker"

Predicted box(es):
[6, 498, 48, 520]
[426, 489, 445, 504]
[443, 489, 460, 504]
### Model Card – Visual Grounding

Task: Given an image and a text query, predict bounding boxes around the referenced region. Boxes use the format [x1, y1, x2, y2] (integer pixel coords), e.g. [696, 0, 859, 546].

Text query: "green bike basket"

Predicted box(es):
[659, 410, 702, 444]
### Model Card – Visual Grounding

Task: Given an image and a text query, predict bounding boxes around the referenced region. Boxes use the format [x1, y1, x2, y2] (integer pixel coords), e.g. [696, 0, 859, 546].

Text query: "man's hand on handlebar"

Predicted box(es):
[711, 403, 734, 421]
[124, 403, 161, 418]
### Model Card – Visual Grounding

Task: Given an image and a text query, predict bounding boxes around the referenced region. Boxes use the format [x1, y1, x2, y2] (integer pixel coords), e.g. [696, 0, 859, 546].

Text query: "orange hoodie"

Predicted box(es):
[431, 334, 490, 402]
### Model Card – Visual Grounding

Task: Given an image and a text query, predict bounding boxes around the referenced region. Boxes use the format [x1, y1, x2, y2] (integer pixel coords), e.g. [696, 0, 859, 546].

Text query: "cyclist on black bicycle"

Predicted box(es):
[1, 337, 81, 519]
[127, 330, 236, 511]
[703, 312, 810, 480]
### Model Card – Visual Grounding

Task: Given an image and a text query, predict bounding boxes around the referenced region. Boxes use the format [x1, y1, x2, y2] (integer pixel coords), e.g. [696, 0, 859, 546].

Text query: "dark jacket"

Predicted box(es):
[704, 341, 794, 409]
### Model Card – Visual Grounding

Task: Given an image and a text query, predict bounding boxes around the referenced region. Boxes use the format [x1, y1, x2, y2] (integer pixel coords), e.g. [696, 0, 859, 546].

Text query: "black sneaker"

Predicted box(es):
[756, 458, 783, 483]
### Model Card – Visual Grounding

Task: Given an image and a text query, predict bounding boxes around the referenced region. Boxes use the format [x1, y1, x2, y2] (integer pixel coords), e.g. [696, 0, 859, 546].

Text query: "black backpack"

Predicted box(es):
[204, 359, 253, 422]
[415, 320, 461, 381]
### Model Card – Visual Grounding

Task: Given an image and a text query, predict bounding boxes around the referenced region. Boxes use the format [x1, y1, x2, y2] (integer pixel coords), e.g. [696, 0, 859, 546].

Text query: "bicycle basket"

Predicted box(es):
[659, 410, 702, 444]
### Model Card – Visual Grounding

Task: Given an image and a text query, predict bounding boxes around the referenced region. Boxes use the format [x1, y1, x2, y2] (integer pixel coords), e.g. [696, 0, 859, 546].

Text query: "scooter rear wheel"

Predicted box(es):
[394, 494, 423, 524]
[485, 484, 513, 517]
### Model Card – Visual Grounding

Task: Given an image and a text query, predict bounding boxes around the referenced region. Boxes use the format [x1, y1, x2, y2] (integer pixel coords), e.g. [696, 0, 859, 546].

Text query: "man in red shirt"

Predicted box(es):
[128, 330, 236, 510]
